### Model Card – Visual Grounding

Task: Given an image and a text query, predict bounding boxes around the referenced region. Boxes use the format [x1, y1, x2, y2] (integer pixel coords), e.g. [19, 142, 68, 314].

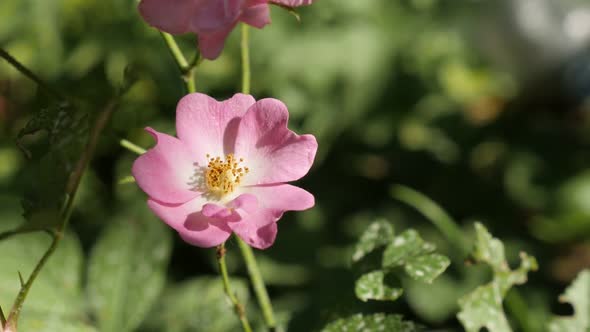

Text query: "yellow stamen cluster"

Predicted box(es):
[205, 153, 249, 196]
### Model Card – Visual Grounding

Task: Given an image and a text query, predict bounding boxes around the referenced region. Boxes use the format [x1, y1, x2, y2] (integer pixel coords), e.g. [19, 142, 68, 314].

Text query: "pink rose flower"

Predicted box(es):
[132, 93, 317, 249]
[138, 0, 314, 60]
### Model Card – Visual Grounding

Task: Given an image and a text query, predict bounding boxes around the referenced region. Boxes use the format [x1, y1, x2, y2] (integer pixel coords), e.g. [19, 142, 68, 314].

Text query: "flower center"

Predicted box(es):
[205, 154, 249, 197]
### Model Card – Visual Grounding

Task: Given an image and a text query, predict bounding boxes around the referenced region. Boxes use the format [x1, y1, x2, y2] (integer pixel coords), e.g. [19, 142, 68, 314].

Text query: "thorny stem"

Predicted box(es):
[0, 48, 66, 102]
[217, 244, 253, 332]
[160, 32, 200, 93]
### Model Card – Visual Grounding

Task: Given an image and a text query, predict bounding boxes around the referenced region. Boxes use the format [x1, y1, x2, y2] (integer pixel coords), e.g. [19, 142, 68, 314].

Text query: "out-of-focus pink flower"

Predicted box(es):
[138, 0, 314, 60]
[132, 93, 317, 249]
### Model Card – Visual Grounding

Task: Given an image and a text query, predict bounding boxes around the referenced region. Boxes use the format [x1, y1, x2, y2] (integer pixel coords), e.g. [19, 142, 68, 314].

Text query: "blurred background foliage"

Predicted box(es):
[1, 0, 590, 331]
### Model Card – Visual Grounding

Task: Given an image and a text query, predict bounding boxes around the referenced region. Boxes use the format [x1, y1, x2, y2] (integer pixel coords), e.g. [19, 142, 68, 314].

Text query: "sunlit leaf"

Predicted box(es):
[352, 219, 395, 262]
[548, 269, 590, 332]
[355, 270, 403, 302]
[382, 230, 450, 283]
[87, 205, 172, 332]
[457, 223, 538, 332]
[142, 277, 250, 332]
[321, 313, 422, 332]
[18, 103, 88, 228]
[0, 197, 94, 331]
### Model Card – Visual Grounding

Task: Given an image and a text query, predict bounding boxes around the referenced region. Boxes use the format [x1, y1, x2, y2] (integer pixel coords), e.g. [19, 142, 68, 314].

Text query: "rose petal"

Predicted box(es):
[197, 25, 236, 60]
[240, 3, 271, 29]
[148, 197, 232, 248]
[228, 206, 279, 249]
[132, 127, 200, 204]
[270, 0, 313, 7]
[138, 0, 194, 34]
[176, 93, 255, 163]
[245, 184, 314, 214]
[190, 0, 243, 32]
[235, 98, 318, 185]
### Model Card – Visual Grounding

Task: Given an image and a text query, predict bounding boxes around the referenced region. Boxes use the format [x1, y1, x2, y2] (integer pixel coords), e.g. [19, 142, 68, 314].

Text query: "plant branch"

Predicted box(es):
[0, 48, 66, 102]
[160, 32, 200, 93]
[240, 24, 251, 95]
[120, 139, 147, 155]
[236, 237, 277, 331]
[217, 244, 253, 332]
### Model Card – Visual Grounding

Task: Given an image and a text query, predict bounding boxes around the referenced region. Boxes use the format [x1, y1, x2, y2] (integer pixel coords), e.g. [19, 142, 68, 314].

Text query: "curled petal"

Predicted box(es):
[138, 0, 194, 34]
[132, 127, 200, 204]
[176, 93, 255, 163]
[235, 98, 318, 185]
[148, 197, 232, 248]
[228, 206, 279, 249]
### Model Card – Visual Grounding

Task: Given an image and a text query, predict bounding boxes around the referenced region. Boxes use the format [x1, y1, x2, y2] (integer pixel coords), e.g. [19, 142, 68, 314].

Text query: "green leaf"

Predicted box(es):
[548, 269, 590, 332]
[0, 197, 95, 332]
[382, 230, 450, 283]
[355, 270, 403, 302]
[18, 103, 88, 228]
[352, 219, 395, 262]
[321, 313, 422, 332]
[457, 223, 538, 332]
[142, 277, 250, 332]
[86, 205, 172, 332]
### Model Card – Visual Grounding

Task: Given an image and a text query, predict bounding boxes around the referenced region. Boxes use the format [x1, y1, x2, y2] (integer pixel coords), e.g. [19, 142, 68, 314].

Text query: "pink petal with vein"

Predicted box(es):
[235, 98, 318, 185]
[132, 127, 200, 204]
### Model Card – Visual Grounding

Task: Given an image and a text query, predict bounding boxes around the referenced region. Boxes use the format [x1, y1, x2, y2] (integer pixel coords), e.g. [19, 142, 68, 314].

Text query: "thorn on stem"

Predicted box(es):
[0, 304, 6, 326]
[17, 272, 25, 288]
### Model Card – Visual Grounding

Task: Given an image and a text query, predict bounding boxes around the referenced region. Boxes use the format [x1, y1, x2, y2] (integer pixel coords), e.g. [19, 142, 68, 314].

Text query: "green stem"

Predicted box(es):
[0, 48, 66, 102]
[120, 139, 147, 155]
[217, 244, 253, 332]
[236, 237, 277, 330]
[391, 185, 470, 256]
[238, 23, 277, 331]
[505, 289, 535, 332]
[160, 32, 199, 93]
[240, 24, 251, 95]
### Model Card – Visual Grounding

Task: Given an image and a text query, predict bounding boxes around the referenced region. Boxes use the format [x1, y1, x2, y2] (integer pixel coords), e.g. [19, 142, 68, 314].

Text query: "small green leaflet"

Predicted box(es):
[548, 269, 590, 332]
[352, 219, 395, 262]
[321, 313, 422, 332]
[382, 230, 450, 283]
[355, 270, 403, 302]
[457, 223, 538, 332]
[352, 220, 450, 302]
